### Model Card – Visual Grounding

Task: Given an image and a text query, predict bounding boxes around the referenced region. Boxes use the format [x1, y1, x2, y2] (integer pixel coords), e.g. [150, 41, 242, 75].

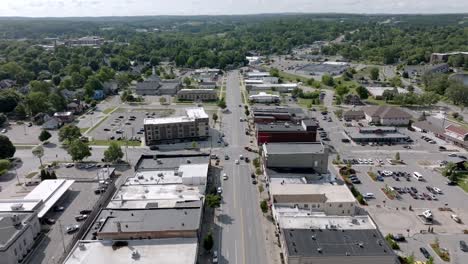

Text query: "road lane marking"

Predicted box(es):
[240, 209, 246, 264]
[235, 240, 238, 264]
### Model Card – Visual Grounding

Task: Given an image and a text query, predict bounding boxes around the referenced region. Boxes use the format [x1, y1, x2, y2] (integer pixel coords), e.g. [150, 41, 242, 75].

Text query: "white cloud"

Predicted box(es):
[0, 0, 467, 17]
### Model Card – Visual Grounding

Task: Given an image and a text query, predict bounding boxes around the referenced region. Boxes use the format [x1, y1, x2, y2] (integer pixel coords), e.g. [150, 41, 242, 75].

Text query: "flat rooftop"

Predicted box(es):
[108, 184, 204, 209]
[276, 212, 376, 230]
[271, 183, 356, 203]
[63, 238, 198, 264]
[263, 142, 325, 155]
[136, 154, 210, 171]
[346, 129, 409, 140]
[98, 208, 201, 233]
[0, 212, 32, 247]
[24, 179, 75, 218]
[144, 116, 193, 125]
[257, 123, 305, 132]
[283, 228, 394, 258]
[0, 199, 43, 212]
[266, 168, 335, 183]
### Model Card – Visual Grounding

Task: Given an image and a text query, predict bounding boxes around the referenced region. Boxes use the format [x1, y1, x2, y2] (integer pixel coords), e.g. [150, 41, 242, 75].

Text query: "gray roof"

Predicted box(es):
[412, 120, 445, 135]
[252, 106, 304, 115]
[264, 142, 325, 155]
[98, 208, 201, 233]
[0, 213, 30, 247]
[136, 154, 210, 171]
[283, 228, 395, 258]
[301, 119, 318, 127]
[363, 106, 412, 119]
[178, 89, 217, 95]
[257, 123, 305, 132]
[343, 110, 365, 117]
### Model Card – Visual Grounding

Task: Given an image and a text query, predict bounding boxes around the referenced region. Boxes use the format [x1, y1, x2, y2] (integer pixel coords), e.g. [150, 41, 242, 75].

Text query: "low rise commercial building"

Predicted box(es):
[0, 199, 43, 264]
[343, 110, 365, 121]
[256, 119, 317, 144]
[249, 92, 280, 103]
[430, 52, 468, 63]
[270, 183, 356, 216]
[262, 142, 329, 174]
[53, 111, 74, 123]
[345, 126, 410, 144]
[65, 36, 104, 47]
[444, 124, 468, 149]
[247, 83, 297, 93]
[363, 105, 412, 126]
[252, 106, 305, 123]
[296, 63, 348, 76]
[366, 87, 408, 99]
[278, 213, 397, 264]
[135, 69, 181, 96]
[177, 89, 218, 101]
[144, 107, 209, 145]
[246, 71, 269, 79]
[63, 238, 198, 264]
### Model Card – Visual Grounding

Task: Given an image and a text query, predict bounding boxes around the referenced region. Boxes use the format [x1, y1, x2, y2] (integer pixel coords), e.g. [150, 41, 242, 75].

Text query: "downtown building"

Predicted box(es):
[144, 107, 209, 145]
[63, 154, 210, 264]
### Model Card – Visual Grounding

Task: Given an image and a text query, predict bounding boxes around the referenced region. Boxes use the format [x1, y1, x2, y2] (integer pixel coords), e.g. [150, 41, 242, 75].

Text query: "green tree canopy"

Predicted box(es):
[104, 142, 124, 163]
[67, 139, 91, 162]
[59, 124, 81, 142]
[370, 67, 379, 80]
[39, 130, 52, 142]
[0, 135, 15, 159]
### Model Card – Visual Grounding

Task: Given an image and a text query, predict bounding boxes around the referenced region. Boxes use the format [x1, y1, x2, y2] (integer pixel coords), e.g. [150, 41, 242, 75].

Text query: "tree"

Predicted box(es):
[445, 80, 468, 106]
[394, 152, 400, 161]
[59, 124, 81, 142]
[382, 89, 397, 102]
[321, 74, 335, 86]
[205, 194, 221, 208]
[389, 76, 402, 88]
[32, 146, 44, 167]
[335, 85, 349, 97]
[67, 140, 91, 162]
[0, 159, 11, 176]
[269, 68, 280, 77]
[0, 113, 7, 127]
[260, 199, 268, 213]
[203, 232, 214, 251]
[191, 141, 198, 149]
[212, 113, 218, 123]
[0, 89, 22, 113]
[356, 86, 369, 99]
[71, 72, 86, 88]
[183, 77, 191, 86]
[442, 162, 459, 182]
[39, 130, 52, 142]
[402, 71, 409, 78]
[116, 73, 130, 89]
[25, 92, 50, 115]
[370, 67, 379, 80]
[48, 61, 63, 74]
[159, 97, 167, 105]
[0, 135, 15, 159]
[104, 142, 124, 163]
[84, 76, 103, 98]
[48, 93, 67, 112]
[245, 109, 250, 116]
[217, 98, 226, 109]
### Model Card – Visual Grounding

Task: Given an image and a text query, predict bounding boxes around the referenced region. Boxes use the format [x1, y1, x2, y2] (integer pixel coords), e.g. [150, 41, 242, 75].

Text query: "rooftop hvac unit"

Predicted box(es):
[10, 203, 24, 210]
[131, 250, 140, 259]
[157, 172, 163, 177]
[11, 215, 21, 226]
[186, 159, 191, 163]
[78, 243, 86, 250]
[156, 159, 162, 164]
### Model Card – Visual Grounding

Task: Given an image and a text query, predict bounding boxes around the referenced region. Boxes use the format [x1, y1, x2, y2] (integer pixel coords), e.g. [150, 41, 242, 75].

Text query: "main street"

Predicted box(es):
[214, 70, 269, 264]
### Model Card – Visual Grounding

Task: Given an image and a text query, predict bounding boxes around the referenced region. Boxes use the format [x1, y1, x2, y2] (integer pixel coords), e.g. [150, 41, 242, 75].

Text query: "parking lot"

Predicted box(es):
[87, 108, 176, 141]
[27, 182, 103, 264]
[1, 123, 47, 145]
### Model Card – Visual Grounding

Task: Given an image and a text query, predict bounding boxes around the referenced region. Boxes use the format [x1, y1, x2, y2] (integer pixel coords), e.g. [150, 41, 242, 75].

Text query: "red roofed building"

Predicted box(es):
[445, 124, 468, 141]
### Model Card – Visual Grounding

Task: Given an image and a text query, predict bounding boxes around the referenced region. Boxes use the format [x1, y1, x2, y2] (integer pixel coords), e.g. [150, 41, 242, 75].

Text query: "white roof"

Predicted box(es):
[251, 83, 297, 88]
[270, 183, 356, 203]
[108, 184, 203, 209]
[63, 238, 198, 264]
[323, 61, 349, 66]
[179, 163, 209, 180]
[144, 107, 207, 125]
[366, 87, 408, 97]
[249, 92, 280, 99]
[0, 199, 43, 212]
[244, 79, 264, 84]
[276, 210, 376, 230]
[185, 107, 208, 119]
[24, 179, 75, 218]
[247, 72, 270, 77]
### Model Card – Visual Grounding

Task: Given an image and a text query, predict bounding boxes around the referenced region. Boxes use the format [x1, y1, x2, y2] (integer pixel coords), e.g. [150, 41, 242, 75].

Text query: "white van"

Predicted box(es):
[413, 172, 424, 181]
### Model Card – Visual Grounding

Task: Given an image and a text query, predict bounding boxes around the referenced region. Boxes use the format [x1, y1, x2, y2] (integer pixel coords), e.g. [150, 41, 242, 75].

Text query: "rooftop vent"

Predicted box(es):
[156, 159, 162, 164]
[186, 159, 191, 164]
[311, 235, 316, 240]
[317, 248, 322, 253]
[157, 172, 163, 177]
[78, 243, 86, 251]
[131, 250, 140, 260]
[11, 214, 21, 226]
[10, 204, 24, 211]
[358, 242, 364, 248]
[346, 252, 350, 256]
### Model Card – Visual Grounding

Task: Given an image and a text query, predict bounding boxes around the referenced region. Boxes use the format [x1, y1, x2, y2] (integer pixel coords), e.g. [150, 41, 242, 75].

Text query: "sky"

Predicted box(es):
[0, 0, 467, 17]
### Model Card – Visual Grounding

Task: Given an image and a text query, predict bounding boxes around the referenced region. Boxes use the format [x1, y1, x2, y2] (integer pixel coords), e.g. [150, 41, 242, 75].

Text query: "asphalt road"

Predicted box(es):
[215, 70, 268, 264]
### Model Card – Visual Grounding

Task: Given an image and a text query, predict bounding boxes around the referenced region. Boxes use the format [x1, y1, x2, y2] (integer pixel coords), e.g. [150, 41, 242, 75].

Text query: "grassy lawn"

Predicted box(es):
[103, 107, 118, 114]
[80, 127, 89, 133]
[457, 173, 468, 192]
[89, 139, 141, 147]
[297, 98, 315, 108]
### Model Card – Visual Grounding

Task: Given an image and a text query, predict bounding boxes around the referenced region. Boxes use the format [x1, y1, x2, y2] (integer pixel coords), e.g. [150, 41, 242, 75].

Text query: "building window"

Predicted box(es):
[304, 204, 308, 208]
[338, 204, 343, 208]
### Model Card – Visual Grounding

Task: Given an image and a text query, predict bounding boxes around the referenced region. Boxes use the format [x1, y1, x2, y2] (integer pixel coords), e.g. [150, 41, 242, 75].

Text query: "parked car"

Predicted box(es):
[420, 247, 431, 259]
[53, 206, 65, 212]
[460, 241, 468, 252]
[80, 209, 92, 215]
[363, 193, 375, 199]
[451, 214, 461, 223]
[44, 218, 56, 225]
[213, 250, 218, 263]
[66, 224, 80, 234]
[217, 187, 223, 194]
[75, 214, 88, 221]
[393, 234, 406, 242]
